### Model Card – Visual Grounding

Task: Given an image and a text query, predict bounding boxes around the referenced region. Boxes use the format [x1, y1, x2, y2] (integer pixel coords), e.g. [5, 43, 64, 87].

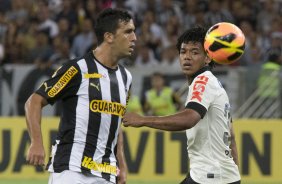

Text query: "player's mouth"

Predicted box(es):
[182, 63, 192, 69]
[129, 44, 135, 51]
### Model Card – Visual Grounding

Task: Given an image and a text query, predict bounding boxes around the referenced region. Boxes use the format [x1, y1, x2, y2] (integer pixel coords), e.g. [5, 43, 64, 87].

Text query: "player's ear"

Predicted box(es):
[205, 54, 212, 64]
[104, 32, 114, 43]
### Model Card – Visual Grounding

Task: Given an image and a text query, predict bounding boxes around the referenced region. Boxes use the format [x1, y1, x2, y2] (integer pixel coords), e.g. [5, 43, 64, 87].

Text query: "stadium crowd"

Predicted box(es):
[0, 0, 281, 68]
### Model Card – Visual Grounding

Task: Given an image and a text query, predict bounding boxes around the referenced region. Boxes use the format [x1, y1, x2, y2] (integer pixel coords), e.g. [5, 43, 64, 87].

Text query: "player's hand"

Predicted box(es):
[26, 143, 45, 166]
[123, 112, 144, 127]
[117, 168, 126, 184]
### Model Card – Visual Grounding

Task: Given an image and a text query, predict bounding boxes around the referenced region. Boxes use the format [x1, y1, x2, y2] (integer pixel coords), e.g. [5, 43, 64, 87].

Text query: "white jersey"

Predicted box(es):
[185, 67, 240, 184]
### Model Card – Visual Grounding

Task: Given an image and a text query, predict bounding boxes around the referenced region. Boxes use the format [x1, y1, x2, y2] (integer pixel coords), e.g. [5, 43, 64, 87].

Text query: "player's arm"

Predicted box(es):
[116, 128, 127, 184]
[230, 123, 239, 166]
[123, 108, 201, 131]
[25, 93, 48, 166]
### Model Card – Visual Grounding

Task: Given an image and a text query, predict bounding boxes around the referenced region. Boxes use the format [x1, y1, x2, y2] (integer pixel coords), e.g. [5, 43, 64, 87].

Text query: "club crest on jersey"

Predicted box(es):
[48, 66, 78, 97]
[90, 100, 126, 117]
[84, 73, 106, 79]
[191, 75, 209, 102]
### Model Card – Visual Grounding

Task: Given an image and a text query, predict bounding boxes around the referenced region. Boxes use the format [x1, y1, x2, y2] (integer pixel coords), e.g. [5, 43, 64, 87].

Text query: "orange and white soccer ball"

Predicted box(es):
[204, 22, 245, 65]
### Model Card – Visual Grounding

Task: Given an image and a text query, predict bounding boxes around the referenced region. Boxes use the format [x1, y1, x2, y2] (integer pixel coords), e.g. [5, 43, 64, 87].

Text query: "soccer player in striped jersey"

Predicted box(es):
[123, 27, 241, 184]
[25, 8, 136, 184]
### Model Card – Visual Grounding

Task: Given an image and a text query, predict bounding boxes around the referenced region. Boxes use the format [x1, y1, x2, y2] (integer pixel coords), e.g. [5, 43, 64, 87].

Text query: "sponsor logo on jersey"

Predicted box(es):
[48, 66, 78, 97]
[52, 66, 62, 78]
[84, 73, 106, 79]
[81, 156, 117, 175]
[191, 75, 209, 102]
[90, 82, 100, 91]
[43, 82, 52, 92]
[90, 100, 126, 117]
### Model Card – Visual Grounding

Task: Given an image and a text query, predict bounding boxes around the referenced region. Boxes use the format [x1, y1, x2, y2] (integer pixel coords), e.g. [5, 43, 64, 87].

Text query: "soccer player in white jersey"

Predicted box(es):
[25, 8, 136, 184]
[123, 27, 241, 184]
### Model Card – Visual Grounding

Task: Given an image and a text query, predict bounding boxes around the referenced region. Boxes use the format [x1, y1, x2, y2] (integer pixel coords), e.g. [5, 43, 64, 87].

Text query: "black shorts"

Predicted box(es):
[180, 176, 241, 184]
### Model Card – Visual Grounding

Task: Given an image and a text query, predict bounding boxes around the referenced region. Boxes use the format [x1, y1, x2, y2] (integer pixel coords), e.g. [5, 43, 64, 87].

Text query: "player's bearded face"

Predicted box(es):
[179, 42, 208, 77]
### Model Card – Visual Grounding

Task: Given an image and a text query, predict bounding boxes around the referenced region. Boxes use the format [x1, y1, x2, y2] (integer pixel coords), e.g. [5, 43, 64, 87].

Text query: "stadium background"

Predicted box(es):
[0, 0, 282, 183]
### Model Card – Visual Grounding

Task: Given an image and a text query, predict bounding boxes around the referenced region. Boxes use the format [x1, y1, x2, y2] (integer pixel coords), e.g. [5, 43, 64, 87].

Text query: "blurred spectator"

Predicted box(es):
[81, 0, 99, 27]
[37, 4, 59, 38]
[0, 12, 8, 44]
[160, 45, 180, 69]
[127, 95, 144, 115]
[204, 0, 234, 27]
[48, 0, 63, 15]
[0, 0, 281, 68]
[27, 31, 53, 63]
[55, 0, 78, 37]
[71, 18, 95, 57]
[156, 0, 182, 27]
[182, 0, 198, 30]
[257, 46, 282, 118]
[0, 0, 11, 13]
[134, 44, 159, 67]
[50, 36, 75, 66]
[256, 0, 279, 35]
[144, 72, 182, 116]
[231, 0, 257, 27]
[57, 18, 73, 43]
[5, 0, 28, 22]
[161, 15, 180, 49]
[239, 20, 263, 66]
[137, 10, 163, 59]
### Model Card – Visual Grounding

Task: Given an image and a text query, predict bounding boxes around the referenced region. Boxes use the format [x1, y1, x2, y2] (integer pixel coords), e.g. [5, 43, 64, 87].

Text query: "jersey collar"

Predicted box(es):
[90, 51, 119, 72]
[190, 66, 211, 83]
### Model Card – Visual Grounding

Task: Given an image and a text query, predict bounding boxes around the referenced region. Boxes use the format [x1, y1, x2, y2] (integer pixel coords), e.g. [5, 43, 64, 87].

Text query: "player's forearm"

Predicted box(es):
[230, 125, 239, 166]
[141, 110, 198, 131]
[117, 129, 127, 171]
[230, 136, 239, 166]
[25, 94, 45, 145]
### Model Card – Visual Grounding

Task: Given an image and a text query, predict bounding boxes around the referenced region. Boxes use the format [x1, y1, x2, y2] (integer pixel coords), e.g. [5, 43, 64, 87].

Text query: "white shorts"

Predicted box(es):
[48, 170, 114, 184]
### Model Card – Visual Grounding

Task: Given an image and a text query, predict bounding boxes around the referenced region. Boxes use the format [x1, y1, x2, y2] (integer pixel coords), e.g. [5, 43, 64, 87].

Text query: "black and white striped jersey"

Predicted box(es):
[36, 52, 132, 183]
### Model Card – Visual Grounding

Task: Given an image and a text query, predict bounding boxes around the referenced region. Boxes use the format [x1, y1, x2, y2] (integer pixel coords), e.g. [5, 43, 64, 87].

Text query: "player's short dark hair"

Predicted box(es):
[95, 8, 132, 45]
[176, 26, 215, 68]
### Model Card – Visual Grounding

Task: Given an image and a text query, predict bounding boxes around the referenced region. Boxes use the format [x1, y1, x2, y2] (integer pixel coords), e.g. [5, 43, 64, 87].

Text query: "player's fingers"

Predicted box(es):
[28, 155, 35, 165]
[26, 153, 31, 163]
[38, 156, 45, 166]
[33, 156, 39, 166]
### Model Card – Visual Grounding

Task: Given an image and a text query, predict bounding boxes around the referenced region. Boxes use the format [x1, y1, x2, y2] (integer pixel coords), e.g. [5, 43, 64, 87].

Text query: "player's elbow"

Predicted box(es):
[176, 109, 200, 130]
[25, 93, 47, 114]
[24, 95, 32, 114]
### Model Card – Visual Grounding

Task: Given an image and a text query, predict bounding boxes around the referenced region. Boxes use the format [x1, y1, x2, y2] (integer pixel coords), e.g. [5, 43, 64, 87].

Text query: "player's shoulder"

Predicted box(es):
[194, 71, 220, 89]
[51, 57, 82, 78]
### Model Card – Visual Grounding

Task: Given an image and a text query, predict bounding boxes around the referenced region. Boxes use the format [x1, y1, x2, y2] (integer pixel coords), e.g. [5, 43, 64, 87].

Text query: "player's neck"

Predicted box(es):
[93, 46, 119, 69]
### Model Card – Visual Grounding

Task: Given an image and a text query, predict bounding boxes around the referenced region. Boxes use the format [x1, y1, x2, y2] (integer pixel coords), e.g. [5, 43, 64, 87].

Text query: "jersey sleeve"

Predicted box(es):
[36, 62, 81, 105]
[185, 74, 216, 118]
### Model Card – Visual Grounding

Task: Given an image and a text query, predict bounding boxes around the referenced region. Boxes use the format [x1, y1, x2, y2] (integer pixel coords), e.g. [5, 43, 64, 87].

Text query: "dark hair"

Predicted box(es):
[95, 8, 132, 45]
[151, 72, 164, 78]
[176, 26, 215, 68]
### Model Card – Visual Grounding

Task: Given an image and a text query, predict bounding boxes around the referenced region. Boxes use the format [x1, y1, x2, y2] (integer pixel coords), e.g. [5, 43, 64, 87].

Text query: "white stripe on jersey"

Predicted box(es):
[69, 59, 89, 172]
[90, 61, 112, 178]
[124, 68, 132, 92]
[48, 140, 59, 172]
